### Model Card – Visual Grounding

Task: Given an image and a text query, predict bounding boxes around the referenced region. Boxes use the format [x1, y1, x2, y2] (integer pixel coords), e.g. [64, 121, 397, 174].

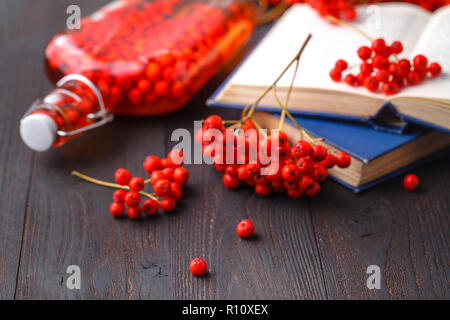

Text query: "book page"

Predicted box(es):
[227, 3, 431, 99]
[395, 5, 450, 101]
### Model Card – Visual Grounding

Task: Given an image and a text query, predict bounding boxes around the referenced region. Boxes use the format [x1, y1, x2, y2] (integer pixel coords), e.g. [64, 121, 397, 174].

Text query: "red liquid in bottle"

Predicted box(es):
[20, 0, 256, 151]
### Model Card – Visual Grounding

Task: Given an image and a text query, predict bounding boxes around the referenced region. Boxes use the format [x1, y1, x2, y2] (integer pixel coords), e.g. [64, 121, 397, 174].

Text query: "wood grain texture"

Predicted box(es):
[1, 0, 449, 300]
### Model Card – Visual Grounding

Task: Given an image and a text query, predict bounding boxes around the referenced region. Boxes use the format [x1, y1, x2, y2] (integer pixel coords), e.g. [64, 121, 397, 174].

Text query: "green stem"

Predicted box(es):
[71, 171, 159, 202]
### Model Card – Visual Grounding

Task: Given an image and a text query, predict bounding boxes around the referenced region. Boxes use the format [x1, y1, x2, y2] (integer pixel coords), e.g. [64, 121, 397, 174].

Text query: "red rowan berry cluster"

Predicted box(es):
[330, 38, 442, 95]
[109, 150, 189, 219]
[196, 114, 351, 199]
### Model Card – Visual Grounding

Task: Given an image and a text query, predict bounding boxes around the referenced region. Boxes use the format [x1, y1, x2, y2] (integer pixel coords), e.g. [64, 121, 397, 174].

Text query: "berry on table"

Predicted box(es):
[223, 174, 240, 190]
[160, 197, 176, 212]
[403, 173, 419, 191]
[110, 202, 125, 218]
[236, 219, 255, 238]
[189, 258, 207, 276]
[127, 206, 142, 219]
[142, 198, 159, 215]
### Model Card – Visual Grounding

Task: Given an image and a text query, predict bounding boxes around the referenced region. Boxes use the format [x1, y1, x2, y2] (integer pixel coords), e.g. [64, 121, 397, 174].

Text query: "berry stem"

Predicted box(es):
[71, 171, 159, 201]
[326, 15, 373, 42]
[241, 33, 312, 122]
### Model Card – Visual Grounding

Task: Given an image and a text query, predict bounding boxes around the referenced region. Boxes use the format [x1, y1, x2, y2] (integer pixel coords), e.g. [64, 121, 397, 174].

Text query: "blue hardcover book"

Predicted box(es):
[250, 112, 450, 192]
[207, 3, 450, 134]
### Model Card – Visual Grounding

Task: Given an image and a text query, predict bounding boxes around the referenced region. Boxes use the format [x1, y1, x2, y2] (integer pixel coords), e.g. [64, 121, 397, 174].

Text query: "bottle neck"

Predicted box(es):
[20, 74, 113, 151]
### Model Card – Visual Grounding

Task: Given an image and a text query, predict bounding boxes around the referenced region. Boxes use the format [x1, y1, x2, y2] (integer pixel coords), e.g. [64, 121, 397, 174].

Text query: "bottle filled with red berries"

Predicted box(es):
[20, 0, 257, 151]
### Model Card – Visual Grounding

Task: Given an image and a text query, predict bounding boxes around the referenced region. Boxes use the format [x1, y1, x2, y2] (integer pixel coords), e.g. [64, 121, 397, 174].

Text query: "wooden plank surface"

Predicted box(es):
[0, 0, 448, 300]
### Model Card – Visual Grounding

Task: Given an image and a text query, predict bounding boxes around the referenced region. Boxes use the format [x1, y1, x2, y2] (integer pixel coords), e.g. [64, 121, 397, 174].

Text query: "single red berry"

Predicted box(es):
[336, 152, 351, 168]
[381, 82, 399, 95]
[160, 197, 176, 212]
[407, 71, 421, 85]
[335, 59, 348, 71]
[371, 38, 386, 55]
[372, 55, 389, 70]
[128, 206, 142, 219]
[272, 130, 289, 146]
[237, 165, 252, 180]
[388, 63, 402, 77]
[375, 69, 390, 83]
[297, 157, 314, 174]
[173, 167, 189, 185]
[321, 153, 336, 168]
[161, 167, 174, 181]
[236, 219, 255, 238]
[287, 188, 304, 199]
[110, 202, 125, 218]
[343, 8, 356, 20]
[329, 68, 342, 82]
[124, 191, 141, 207]
[403, 173, 419, 191]
[299, 175, 316, 191]
[113, 189, 127, 203]
[281, 164, 300, 182]
[142, 198, 159, 215]
[115, 168, 132, 186]
[305, 181, 321, 197]
[150, 170, 164, 185]
[360, 61, 373, 76]
[357, 46, 372, 61]
[413, 54, 428, 70]
[428, 62, 442, 77]
[255, 184, 271, 197]
[344, 74, 359, 86]
[189, 258, 207, 276]
[364, 76, 380, 92]
[293, 140, 313, 157]
[160, 158, 171, 168]
[169, 186, 183, 202]
[129, 177, 145, 192]
[390, 41, 403, 54]
[143, 155, 161, 173]
[246, 163, 261, 176]
[223, 174, 240, 190]
[225, 165, 239, 178]
[399, 59, 411, 75]
[204, 115, 223, 130]
[312, 145, 328, 162]
[312, 164, 329, 181]
[154, 179, 171, 197]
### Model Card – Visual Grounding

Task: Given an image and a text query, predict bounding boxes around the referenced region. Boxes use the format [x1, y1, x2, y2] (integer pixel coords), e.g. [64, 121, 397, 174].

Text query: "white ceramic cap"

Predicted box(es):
[20, 113, 58, 152]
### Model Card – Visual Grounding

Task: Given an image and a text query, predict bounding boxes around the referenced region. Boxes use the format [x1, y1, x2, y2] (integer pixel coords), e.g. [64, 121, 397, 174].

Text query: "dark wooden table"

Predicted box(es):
[1, 0, 448, 300]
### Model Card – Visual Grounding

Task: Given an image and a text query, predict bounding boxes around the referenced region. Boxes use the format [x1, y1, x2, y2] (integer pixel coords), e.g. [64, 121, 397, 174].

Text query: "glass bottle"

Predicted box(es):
[20, 0, 257, 151]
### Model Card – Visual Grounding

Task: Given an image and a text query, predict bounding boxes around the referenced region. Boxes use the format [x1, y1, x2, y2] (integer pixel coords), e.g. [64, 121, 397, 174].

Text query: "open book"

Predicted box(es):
[208, 3, 450, 133]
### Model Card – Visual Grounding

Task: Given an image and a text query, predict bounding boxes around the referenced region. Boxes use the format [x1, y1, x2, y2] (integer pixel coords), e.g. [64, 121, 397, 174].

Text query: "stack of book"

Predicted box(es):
[208, 3, 450, 192]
